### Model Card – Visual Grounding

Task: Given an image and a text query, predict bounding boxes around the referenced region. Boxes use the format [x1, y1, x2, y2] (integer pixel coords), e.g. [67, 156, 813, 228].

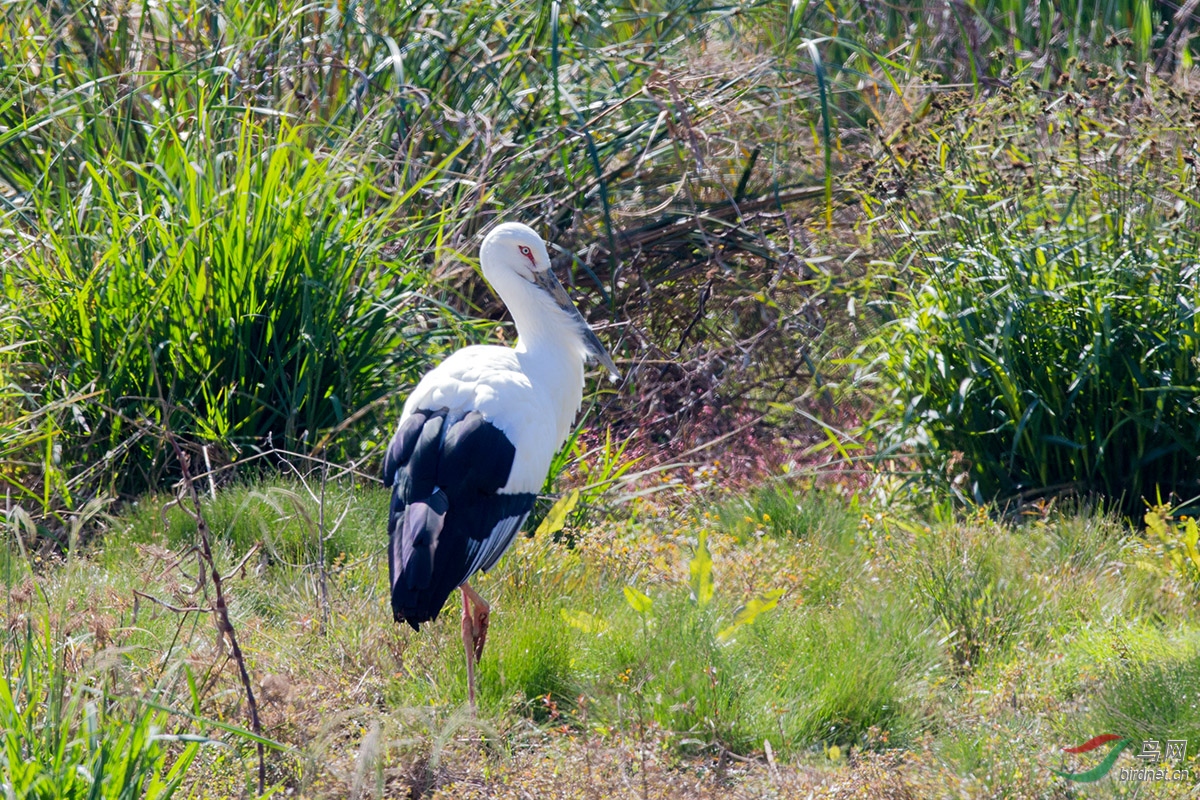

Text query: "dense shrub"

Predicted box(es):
[856, 81, 1200, 515]
[5, 123, 442, 498]
[865, 226, 1200, 512]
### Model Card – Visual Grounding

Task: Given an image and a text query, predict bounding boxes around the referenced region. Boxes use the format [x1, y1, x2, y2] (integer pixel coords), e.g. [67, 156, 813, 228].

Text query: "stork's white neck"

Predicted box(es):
[503, 283, 589, 445]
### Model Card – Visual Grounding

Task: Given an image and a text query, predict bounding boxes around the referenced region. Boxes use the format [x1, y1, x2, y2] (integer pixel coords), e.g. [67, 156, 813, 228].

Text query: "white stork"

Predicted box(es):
[382, 222, 618, 707]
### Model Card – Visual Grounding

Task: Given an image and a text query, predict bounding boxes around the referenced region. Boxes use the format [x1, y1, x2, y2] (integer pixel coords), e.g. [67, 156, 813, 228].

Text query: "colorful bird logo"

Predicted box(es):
[1053, 734, 1133, 782]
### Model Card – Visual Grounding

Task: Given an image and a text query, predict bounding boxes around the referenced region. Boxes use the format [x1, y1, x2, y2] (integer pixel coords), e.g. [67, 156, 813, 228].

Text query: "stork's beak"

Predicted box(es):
[534, 269, 621, 380]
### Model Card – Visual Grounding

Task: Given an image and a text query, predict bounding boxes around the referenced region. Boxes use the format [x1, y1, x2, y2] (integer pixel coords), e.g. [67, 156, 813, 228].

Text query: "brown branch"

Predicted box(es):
[132, 590, 208, 614]
[166, 435, 267, 794]
[139, 337, 267, 790]
[133, 542, 200, 584]
[611, 185, 850, 256]
[220, 542, 261, 583]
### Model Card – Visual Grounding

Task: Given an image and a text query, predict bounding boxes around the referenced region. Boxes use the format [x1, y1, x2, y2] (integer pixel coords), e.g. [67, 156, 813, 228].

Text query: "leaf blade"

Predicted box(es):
[689, 530, 714, 607]
[717, 589, 784, 643]
[623, 585, 653, 615]
[535, 490, 580, 538]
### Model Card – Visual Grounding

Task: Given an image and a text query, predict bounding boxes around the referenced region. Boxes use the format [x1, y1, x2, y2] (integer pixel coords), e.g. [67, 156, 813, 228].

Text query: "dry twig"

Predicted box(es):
[164, 431, 268, 793]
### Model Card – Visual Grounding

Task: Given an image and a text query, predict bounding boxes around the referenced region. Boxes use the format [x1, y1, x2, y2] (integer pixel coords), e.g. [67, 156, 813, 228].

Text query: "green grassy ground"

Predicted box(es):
[5, 479, 1200, 798]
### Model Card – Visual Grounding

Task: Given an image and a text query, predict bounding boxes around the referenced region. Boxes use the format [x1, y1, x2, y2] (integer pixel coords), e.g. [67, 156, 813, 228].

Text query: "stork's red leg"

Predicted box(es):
[461, 582, 490, 662]
[461, 588, 477, 709]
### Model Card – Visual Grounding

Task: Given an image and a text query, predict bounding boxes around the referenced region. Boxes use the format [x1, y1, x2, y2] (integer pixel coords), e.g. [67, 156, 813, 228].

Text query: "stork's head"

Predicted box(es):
[480, 223, 619, 378]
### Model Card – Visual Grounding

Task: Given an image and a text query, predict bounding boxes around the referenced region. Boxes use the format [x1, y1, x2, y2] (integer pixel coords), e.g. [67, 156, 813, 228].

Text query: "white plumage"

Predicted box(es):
[401, 344, 580, 494]
[383, 221, 617, 707]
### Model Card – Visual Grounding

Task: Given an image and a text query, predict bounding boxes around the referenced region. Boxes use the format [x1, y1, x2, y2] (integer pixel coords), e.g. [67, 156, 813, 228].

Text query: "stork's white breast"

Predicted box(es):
[400, 345, 580, 494]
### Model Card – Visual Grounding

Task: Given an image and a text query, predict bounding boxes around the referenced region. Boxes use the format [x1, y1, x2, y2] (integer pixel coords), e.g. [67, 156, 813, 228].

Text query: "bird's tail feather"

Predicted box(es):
[390, 488, 449, 626]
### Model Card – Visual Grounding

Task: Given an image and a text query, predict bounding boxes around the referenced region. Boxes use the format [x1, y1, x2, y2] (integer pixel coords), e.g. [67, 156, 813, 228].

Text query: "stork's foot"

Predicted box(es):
[460, 581, 491, 710]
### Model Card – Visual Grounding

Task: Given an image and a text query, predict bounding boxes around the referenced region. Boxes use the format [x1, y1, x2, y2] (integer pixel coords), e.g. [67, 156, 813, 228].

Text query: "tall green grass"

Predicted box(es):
[0, 360, 81, 512]
[1, 624, 206, 799]
[870, 230, 1200, 512]
[758, 0, 1193, 92]
[904, 525, 1044, 671]
[0, 0, 761, 228]
[855, 77, 1200, 514]
[7, 118, 446, 498]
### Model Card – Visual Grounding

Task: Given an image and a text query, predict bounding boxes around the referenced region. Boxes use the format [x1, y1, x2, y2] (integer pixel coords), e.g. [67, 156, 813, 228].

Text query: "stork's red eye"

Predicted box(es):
[519, 246, 532, 257]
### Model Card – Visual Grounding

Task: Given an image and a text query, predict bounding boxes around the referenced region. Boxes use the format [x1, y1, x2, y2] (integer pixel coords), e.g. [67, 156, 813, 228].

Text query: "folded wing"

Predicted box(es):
[384, 409, 536, 629]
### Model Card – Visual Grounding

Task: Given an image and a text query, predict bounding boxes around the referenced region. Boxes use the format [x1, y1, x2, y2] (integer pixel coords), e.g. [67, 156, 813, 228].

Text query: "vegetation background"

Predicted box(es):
[2, 0, 1200, 797]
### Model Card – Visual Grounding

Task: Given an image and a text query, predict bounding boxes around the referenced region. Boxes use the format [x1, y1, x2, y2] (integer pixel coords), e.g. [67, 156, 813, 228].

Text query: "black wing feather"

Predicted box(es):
[386, 410, 536, 629]
[382, 411, 428, 489]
